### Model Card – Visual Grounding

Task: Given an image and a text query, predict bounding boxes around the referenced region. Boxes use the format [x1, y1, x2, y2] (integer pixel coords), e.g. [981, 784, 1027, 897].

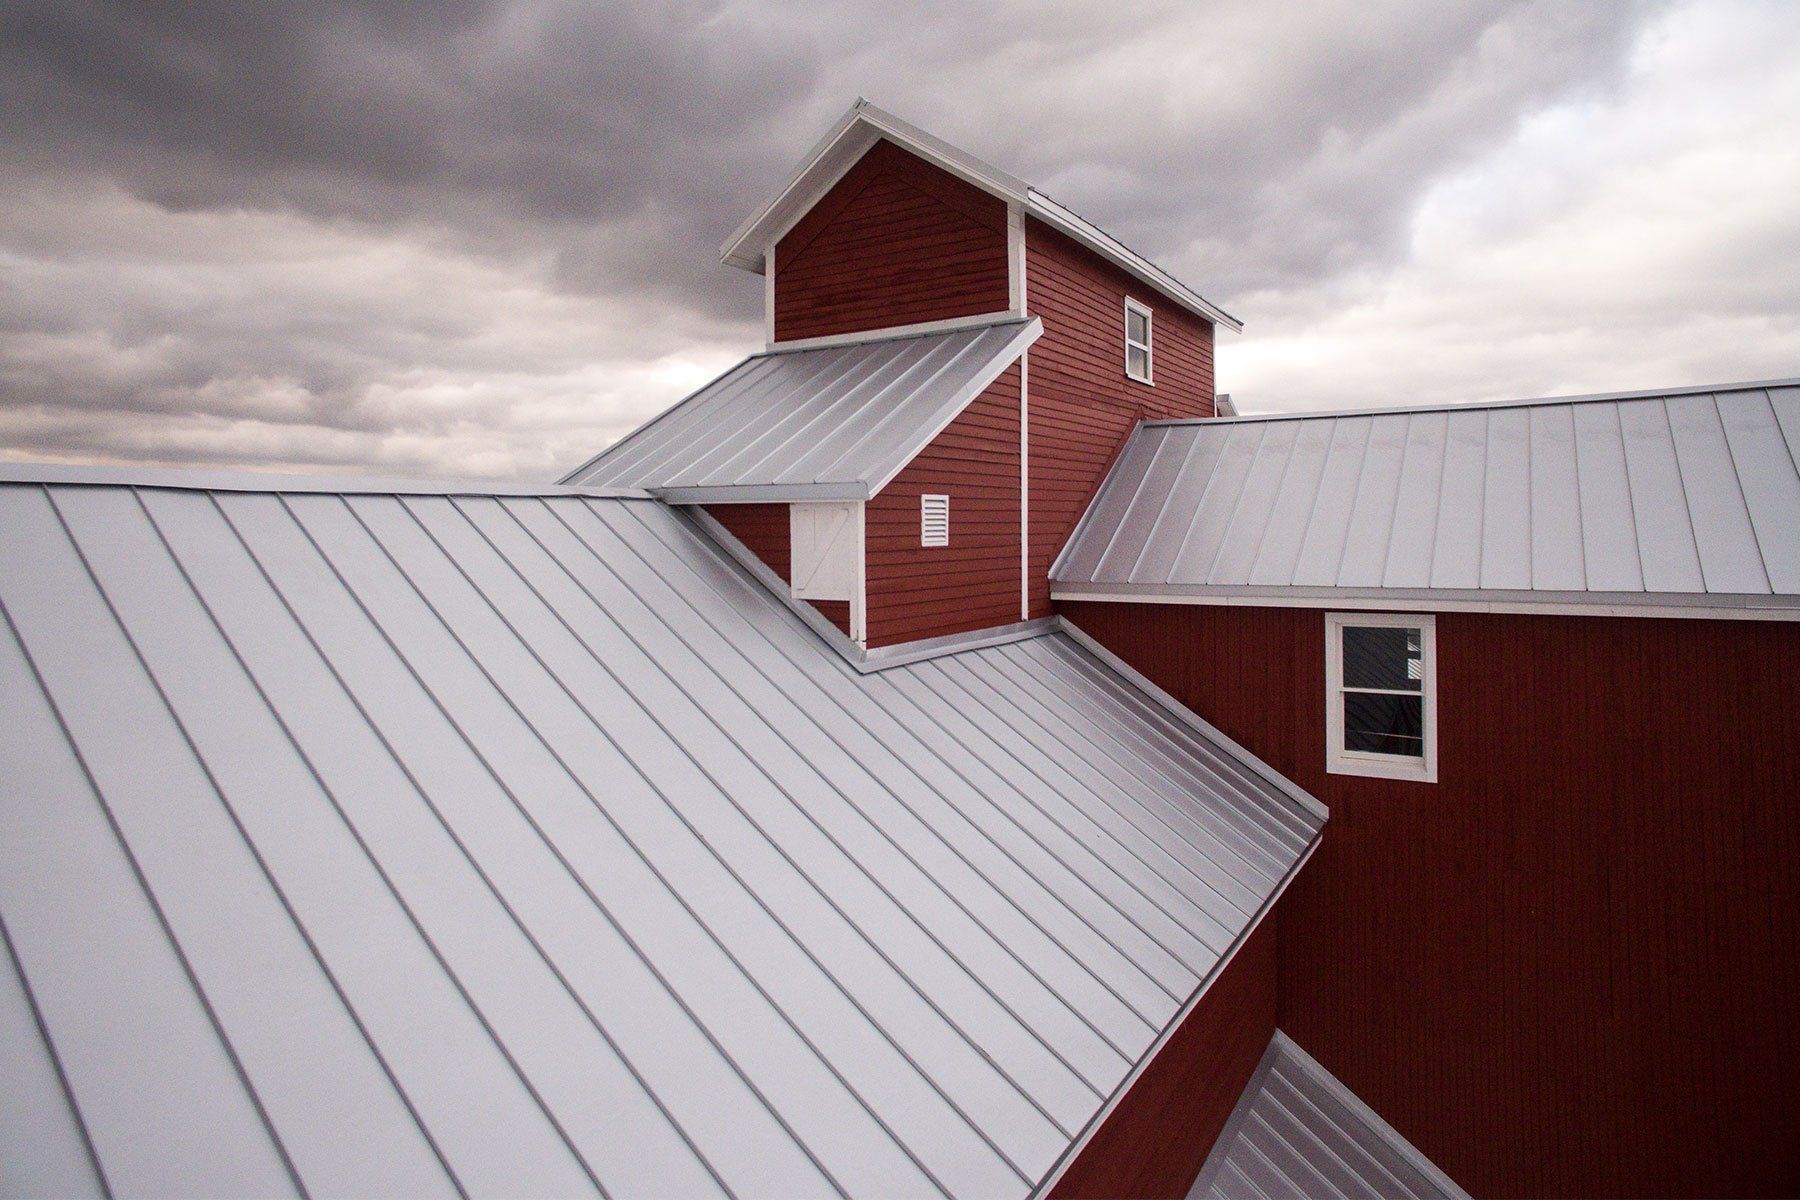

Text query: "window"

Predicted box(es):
[920, 494, 949, 546]
[1124, 298, 1153, 384]
[1325, 613, 1436, 782]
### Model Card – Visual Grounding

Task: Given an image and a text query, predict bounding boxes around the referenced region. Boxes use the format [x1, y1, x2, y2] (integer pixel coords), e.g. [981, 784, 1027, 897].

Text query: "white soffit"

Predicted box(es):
[720, 100, 1243, 332]
[564, 316, 1040, 503]
[0, 466, 1322, 1197]
[1053, 381, 1800, 613]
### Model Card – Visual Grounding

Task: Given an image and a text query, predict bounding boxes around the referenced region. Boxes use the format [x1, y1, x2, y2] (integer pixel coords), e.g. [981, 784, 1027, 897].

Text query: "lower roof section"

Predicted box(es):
[0, 468, 1321, 1198]
[1054, 380, 1800, 616]
[1190, 1032, 1468, 1200]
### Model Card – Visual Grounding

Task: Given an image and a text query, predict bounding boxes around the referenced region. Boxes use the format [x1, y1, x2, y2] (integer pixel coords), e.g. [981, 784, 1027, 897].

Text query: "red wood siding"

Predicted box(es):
[1024, 218, 1214, 618]
[865, 364, 1021, 648]
[1059, 601, 1800, 1198]
[703, 502, 850, 635]
[1052, 919, 1277, 1199]
[773, 139, 1008, 342]
[705, 502, 788, 579]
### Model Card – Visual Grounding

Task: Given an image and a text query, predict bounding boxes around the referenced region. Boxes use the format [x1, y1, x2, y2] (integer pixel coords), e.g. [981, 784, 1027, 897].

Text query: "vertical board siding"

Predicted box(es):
[1058, 600, 1800, 1199]
[866, 365, 1021, 647]
[774, 139, 1008, 342]
[703, 502, 850, 635]
[1025, 218, 1215, 618]
[1050, 920, 1276, 1199]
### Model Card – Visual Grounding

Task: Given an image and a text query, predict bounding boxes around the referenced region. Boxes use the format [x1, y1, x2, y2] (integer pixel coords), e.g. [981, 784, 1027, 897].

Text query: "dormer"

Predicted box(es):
[568, 102, 1240, 653]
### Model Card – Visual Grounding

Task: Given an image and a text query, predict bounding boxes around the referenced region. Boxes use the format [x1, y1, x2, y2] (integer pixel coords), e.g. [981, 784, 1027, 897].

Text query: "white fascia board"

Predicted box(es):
[1050, 584, 1800, 621]
[1024, 191, 1244, 332]
[721, 100, 1028, 273]
[656, 482, 872, 504]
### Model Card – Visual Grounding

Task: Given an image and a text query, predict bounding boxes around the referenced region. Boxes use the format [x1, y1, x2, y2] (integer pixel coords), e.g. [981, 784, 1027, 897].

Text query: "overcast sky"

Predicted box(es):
[4, 0, 1797, 480]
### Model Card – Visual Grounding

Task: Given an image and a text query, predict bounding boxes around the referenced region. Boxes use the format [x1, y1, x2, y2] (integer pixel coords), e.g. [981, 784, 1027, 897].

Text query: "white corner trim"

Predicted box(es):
[1020, 347, 1030, 622]
[763, 242, 776, 344]
[1324, 612, 1437, 784]
[1007, 204, 1026, 316]
[765, 310, 1024, 353]
[850, 500, 868, 647]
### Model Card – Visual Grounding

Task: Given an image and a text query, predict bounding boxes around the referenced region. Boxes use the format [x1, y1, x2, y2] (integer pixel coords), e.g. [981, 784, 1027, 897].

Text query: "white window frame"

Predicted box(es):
[1124, 297, 1153, 385]
[1324, 612, 1437, 783]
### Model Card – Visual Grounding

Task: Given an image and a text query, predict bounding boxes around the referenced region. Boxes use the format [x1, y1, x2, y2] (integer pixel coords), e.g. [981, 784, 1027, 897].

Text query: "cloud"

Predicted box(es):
[1, 0, 1793, 478]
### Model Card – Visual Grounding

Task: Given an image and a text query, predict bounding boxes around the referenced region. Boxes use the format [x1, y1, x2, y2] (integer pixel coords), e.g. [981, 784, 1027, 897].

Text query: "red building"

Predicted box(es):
[576, 101, 1800, 1197]
[3, 101, 1795, 1199]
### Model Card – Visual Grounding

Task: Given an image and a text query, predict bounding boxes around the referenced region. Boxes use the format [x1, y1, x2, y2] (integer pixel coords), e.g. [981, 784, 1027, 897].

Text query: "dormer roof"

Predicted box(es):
[722, 100, 1243, 333]
[564, 315, 1041, 502]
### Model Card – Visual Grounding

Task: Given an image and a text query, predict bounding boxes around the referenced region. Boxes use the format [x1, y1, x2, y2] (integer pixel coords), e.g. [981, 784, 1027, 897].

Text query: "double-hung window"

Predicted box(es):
[1325, 613, 1436, 782]
[1124, 298, 1153, 384]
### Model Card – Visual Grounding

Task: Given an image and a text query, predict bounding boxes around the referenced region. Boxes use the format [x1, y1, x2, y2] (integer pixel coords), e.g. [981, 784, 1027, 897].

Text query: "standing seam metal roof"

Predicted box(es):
[1189, 1032, 1468, 1200]
[565, 317, 1040, 501]
[1053, 381, 1800, 609]
[0, 468, 1320, 1198]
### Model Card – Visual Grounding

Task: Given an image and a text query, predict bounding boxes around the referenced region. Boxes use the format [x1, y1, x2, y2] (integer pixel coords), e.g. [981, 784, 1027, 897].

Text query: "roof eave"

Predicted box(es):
[654, 482, 872, 504]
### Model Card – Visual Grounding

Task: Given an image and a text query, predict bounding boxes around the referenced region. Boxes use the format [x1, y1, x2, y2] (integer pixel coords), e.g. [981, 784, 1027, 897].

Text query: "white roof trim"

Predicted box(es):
[1052, 585, 1800, 621]
[721, 100, 1241, 332]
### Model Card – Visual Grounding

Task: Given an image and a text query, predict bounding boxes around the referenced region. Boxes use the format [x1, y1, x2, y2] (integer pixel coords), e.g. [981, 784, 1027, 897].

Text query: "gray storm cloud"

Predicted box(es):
[2, 0, 1797, 478]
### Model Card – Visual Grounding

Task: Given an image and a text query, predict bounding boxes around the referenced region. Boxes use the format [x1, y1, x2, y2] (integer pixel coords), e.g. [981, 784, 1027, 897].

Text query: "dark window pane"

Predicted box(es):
[1127, 309, 1149, 343]
[1341, 625, 1422, 691]
[1342, 692, 1424, 757]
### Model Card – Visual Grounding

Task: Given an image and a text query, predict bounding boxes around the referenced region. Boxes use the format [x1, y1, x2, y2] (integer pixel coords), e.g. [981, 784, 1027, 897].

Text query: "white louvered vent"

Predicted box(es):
[921, 494, 949, 547]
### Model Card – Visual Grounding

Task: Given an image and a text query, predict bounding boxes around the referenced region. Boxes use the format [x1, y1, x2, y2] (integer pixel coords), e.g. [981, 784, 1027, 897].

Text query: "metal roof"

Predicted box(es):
[564, 317, 1040, 502]
[0, 466, 1321, 1197]
[719, 100, 1243, 333]
[1189, 1032, 1467, 1200]
[1054, 380, 1800, 613]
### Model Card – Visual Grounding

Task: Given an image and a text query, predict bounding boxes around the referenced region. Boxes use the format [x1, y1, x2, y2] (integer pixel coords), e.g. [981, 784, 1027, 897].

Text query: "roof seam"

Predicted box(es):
[30, 490, 311, 1198]
[538, 500, 1120, 1101]
[129, 487, 471, 1200]
[367, 492, 909, 1197]
[491, 498, 1090, 1150]
[448, 494, 1036, 1190]
[626, 503, 1180, 1038]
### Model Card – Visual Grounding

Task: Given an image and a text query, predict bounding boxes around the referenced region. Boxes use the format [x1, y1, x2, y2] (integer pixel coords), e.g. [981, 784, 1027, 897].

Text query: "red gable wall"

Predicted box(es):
[1024, 217, 1215, 617]
[773, 139, 1009, 342]
[1060, 600, 1800, 1198]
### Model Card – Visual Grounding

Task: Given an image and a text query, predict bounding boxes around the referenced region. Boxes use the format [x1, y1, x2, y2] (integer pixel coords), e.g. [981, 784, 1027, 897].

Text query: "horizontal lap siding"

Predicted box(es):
[704, 502, 849, 635]
[1051, 918, 1277, 1199]
[865, 365, 1020, 647]
[1025, 218, 1214, 619]
[774, 139, 1009, 342]
[1059, 600, 1800, 1198]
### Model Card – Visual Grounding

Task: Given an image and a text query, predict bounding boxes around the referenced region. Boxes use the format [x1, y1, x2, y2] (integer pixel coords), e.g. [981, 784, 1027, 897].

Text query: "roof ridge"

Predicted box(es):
[0, 461, 652, 499]
[1147, 376, 1800, 428]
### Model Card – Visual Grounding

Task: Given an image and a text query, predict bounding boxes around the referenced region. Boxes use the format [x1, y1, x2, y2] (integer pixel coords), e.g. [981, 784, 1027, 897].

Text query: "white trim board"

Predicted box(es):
[766, 310, 1022, 353]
